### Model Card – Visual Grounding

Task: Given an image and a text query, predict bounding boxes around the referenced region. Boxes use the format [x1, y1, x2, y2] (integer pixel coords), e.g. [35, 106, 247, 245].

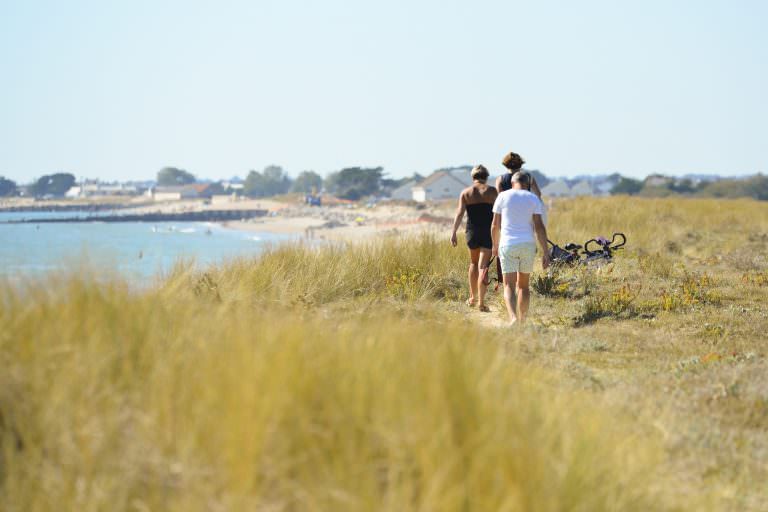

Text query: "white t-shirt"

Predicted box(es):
[492, 189, 544, 246]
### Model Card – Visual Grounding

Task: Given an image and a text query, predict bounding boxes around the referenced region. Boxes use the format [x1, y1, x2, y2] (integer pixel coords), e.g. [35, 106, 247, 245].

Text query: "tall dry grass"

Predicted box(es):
[547, 195, 768, 257]
[5, 195, 766, 510]
[0, 277, 674, 511]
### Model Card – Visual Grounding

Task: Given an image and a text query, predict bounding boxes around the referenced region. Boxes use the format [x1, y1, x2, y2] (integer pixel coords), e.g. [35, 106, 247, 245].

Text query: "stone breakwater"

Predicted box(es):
[0, 203, 148, 213]
[4, 209, 268, 224]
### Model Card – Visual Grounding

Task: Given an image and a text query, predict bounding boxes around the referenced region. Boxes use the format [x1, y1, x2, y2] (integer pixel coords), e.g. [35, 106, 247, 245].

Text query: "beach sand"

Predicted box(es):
[221, 201, 453, 242]
[1, 196, 456, 243]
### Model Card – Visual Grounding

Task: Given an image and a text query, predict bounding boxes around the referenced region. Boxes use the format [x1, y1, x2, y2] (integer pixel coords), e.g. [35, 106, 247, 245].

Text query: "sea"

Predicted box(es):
[0, 211, 295, 284]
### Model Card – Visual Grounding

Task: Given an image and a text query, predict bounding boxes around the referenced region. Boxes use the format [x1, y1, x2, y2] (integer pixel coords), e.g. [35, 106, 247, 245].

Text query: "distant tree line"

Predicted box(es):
[0, 176, 17, 197]
[9, 165, 765, 202]
[29, 173, 76, 197]
[610, 174, 768, 200]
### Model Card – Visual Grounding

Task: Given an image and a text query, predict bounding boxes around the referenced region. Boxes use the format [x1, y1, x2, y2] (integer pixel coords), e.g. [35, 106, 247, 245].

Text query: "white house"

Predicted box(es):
[570, 180, 594, 196]
[148, 185, 201, 201]
[411, 172, 468, 202]
[541, 179, 572, 197]
[65, 186, 82, 198]
[390, 180, 417, 201]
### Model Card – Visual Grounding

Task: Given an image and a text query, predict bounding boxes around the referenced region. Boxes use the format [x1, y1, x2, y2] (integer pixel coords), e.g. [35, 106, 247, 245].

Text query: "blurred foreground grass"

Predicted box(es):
[3, 196, 768, 510]
[1, 282, 670, 511]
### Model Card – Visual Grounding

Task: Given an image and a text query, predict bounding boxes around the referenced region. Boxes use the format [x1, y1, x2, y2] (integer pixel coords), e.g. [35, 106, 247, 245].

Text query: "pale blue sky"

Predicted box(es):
[1, 0, 766, 183]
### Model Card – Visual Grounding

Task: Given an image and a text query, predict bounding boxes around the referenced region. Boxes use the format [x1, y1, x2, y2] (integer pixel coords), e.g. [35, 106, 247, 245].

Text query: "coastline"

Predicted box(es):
[219, 203, 452, 242]
[1, 196, 455, 243]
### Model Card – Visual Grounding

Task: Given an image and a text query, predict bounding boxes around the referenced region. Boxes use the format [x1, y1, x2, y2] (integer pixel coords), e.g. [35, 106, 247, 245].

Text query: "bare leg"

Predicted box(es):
[467, 248, 480, 306]
[477, 249, 492, 310]
[502, 272, 518, 324]
[516, 273, 531, 323]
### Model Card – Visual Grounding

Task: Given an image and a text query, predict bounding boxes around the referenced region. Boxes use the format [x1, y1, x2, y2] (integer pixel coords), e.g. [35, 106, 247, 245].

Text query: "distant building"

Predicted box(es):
[189, 183, 225, 199]
[592, 175, 622, 196]
[541, 179, 572, 197]
[148, 185, 201, 201]
[211, 193, 242, 205]
[570, 180, 594, 196]
[412, 171, 468, 202]
[390, 180, 417, 201]
[65, 186, 82, 199]
[645, 174, 672, 187]
[64, 182, 139, 198]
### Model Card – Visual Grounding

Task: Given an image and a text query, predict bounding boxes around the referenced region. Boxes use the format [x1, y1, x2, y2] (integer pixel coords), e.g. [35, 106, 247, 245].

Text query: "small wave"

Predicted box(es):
[178, 228, 197, 234]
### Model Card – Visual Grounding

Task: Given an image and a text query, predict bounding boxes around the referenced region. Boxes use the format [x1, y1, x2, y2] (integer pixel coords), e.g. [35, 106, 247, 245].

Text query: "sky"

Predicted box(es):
[1, 0, 766, 183]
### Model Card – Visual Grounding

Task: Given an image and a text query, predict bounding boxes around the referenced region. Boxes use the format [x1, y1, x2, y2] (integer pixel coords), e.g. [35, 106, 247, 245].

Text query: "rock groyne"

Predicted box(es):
[5, 209, 268, 224]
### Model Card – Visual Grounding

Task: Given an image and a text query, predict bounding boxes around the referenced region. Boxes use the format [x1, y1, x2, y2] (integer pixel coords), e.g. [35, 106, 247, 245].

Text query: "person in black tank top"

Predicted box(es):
[451, 165, 498, 312]
[465, 203, 494, 249]
[496, 151, 542, 195]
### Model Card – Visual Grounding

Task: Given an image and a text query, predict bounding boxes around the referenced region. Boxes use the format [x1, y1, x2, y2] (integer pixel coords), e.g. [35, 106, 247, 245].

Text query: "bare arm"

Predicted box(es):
[491, 213, 502, 257]
[495, 176, 503, 192]
[532, 214, 550, 269]
[450, 193, 467, 247]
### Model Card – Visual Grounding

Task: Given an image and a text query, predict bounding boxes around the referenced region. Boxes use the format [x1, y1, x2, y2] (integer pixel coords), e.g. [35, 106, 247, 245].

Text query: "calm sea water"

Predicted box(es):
[0, 211, 295, 282]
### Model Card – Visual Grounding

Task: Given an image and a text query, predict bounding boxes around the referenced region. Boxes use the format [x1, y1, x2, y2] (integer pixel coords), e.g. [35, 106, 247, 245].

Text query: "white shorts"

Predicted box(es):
[499, 243, 537, 274]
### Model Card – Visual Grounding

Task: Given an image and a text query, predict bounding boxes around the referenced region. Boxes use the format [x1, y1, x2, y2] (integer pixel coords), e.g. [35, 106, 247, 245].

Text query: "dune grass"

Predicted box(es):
[0, 278, 675, 511]
[2, 196, 768, 510]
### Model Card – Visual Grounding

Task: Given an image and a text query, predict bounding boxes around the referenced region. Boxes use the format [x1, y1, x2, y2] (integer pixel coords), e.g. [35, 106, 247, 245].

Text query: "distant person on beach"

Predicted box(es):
[451, 165, 498, 312]
[492, 171, 550, 325]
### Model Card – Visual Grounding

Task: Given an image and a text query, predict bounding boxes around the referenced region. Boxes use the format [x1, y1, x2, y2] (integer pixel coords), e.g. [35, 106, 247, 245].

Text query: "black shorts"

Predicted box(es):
[466, 229, 492, 250]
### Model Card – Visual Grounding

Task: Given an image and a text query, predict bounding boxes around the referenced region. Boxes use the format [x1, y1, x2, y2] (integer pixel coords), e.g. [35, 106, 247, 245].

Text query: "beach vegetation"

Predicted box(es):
[325, 167, 384, 200]
[157, 166, 196, 186]
[3, 196, 768, 509]
[0, 176, 17, 197]
[243, 165, 292, 197]
[28, 172, 76, 198]
[290, 170, 324, 194]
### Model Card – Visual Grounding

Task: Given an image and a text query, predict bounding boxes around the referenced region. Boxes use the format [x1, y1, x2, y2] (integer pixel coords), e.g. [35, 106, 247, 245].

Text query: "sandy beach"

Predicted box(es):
[1, 196, 456, 243]
[221, 201, 454, 242]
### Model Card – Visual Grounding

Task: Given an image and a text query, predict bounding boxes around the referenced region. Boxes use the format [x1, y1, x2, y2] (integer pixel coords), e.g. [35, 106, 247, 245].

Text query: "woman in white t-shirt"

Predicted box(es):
[491, 171, 550, 325]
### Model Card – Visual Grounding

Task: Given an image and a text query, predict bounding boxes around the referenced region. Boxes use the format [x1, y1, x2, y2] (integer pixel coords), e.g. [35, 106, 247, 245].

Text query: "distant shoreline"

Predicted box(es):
[0, 196, 454, 242]
[4, 209, 268, 224]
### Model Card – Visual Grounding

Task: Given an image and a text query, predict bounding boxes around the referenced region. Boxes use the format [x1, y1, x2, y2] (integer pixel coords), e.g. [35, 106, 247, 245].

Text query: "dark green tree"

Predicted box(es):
[669, 178, 699, 194]
[243, 170, 266, 197]
[0, 176, 17, 197]
[243, 166, 292, 197]
[291, 170, 323, 194]
[30, 173, 76, 197]
[699, 174, 768, 200]
[611, 177, 644, 195]
[325, 167, 383, 200]
[157, 167, 196, 186]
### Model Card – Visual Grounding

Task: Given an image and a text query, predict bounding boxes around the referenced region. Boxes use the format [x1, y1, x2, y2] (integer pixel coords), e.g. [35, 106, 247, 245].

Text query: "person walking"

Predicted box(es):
[451, 165, 498, 312]
[491, 171, 550, 325]
[496, 151, 542, 196]
[493, 151, 546, 286]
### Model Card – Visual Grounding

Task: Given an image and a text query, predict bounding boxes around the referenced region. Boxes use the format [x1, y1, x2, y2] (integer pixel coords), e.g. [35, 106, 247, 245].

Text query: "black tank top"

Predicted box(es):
[465, 203, 493, 233]
[499, 173, 513, 192]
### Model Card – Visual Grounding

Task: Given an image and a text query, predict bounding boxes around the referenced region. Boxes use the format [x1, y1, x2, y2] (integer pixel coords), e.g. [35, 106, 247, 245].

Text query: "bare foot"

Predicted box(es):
[478, 304, 490, 312]
[508, 317, 518, 327]
[466, 298, 476, 307]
